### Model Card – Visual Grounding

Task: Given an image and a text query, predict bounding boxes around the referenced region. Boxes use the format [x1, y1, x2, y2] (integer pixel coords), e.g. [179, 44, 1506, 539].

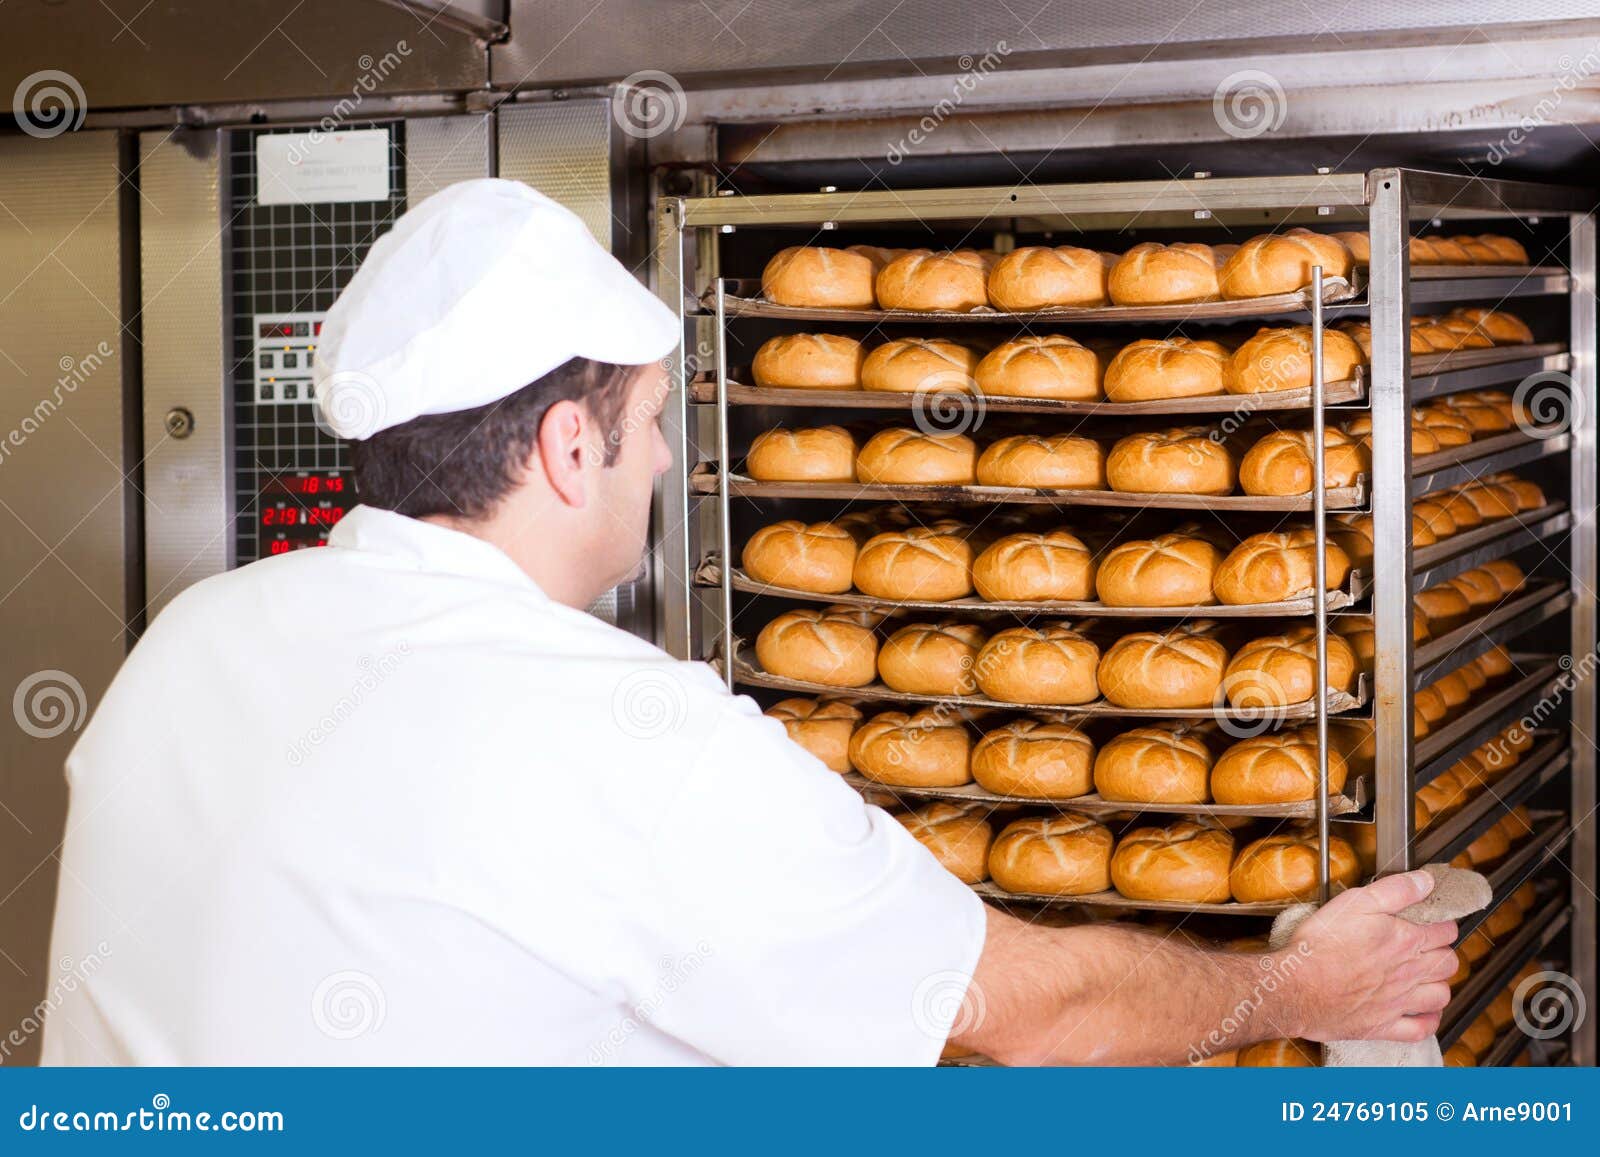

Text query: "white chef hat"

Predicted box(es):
[312, 178, 679, 440]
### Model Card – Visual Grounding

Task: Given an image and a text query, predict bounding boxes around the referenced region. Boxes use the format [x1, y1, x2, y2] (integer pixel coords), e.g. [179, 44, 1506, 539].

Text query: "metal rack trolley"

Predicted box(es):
[652, 169, 1597, 1065]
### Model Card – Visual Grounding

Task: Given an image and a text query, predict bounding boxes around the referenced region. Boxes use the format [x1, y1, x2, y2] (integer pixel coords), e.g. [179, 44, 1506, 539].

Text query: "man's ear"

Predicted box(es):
[535, 398, 589, 508]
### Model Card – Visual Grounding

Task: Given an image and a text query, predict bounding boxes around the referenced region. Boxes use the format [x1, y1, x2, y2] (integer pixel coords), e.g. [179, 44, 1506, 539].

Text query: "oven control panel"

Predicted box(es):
[253, 311, 324, 406]
[259, 471, 352, 555]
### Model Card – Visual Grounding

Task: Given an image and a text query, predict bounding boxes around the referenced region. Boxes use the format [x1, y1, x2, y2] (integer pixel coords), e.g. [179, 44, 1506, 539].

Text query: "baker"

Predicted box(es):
[43, 180, 1455, 1065]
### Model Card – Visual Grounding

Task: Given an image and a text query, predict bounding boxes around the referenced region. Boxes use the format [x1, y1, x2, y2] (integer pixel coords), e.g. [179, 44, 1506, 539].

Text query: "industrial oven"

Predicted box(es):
[2, 0, 1598, 1067]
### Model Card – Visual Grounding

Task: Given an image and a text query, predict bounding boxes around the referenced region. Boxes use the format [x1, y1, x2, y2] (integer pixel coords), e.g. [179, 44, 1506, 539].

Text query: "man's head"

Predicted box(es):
[312, 179, 679, 608]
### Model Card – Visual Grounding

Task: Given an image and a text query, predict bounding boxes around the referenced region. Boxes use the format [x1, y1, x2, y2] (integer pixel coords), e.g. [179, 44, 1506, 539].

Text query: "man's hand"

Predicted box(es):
[1286, 869, 1459, 1043]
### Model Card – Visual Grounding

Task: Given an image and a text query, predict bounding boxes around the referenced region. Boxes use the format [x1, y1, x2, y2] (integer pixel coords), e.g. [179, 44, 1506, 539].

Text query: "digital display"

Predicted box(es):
[267, 539, 329, 555]
[261, 505, 345, 528]
[269, 474, 346, 496]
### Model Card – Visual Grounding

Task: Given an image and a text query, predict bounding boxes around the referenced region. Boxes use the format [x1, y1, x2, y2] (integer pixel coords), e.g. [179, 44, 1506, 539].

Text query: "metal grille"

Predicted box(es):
[226, 123, 407, 565]
[497, 103, 615, 251]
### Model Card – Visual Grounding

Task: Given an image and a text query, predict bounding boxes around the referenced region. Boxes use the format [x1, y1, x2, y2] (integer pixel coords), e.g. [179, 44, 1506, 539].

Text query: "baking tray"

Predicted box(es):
[688, 369, 1366, 416]
[1413, 431, 1572, 496]
[1413, 736, 1570, 867]
[843, 770, 1371, 820]
[1408, 340, 1566, 376]
[970, 881, 1292, 916]
[1409, 264, 1567, 281]
[1454, 805, 1574, 942]
[696, 557, 1367, 619]
[1414, 583, 1572, 684]
[729, 645, 1371, 720]
[698, 275, 1359, 324]
[689, 463, 1368, 512]
[1411, 503, 1569, 591]
[1440, 889, 1571, 1049]
[1415, 658, 1561, 774]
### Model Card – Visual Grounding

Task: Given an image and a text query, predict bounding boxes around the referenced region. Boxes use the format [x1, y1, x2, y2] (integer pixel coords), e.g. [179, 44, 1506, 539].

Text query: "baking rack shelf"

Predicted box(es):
[1413, 430, 1572, 496]
[1414, 583, 1573, 685]
[1413, 738, 1570, 865]
[694, 558, 1367, 619]
[970, 880, 1291, 917]
[1457, 822, 1575, 942]
[1441, 892, 1572, 1048]
[728, 645, 1371, 720]
[1411, 503, 1570, 591]
[1415, 658, 1561, 775]
[845, 771, 1371, 820]
[1410, 344, 1569, 402]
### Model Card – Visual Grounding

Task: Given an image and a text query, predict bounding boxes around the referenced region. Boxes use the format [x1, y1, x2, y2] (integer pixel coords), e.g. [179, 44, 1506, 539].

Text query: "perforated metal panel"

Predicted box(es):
[496, 102, 616, 251]
[405, 114, 493, 202]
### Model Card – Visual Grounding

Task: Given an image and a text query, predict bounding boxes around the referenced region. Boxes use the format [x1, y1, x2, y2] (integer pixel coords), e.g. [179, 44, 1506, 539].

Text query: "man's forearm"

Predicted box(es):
[957, 908, 1311, 1066]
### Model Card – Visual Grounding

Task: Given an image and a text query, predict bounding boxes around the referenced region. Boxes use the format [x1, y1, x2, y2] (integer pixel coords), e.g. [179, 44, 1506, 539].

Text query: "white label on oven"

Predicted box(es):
[256, 129, 390, 206]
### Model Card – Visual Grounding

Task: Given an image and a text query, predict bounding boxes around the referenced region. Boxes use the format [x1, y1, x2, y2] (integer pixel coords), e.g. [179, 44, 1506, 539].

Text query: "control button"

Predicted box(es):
[259, 384, 276, 401]
[259, 354, 274, 369]
[293, 322, 309, 336]
[282, 353, 298, 369]
[282, 383, 299, 400]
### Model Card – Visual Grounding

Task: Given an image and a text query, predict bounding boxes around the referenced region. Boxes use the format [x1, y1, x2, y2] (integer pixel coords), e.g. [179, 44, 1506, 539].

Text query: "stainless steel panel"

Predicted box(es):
[497, 101, 616, 251]
[0, 131, 131, 1066]
[140, 129, 228, 619]
[404, 114, 493, 201]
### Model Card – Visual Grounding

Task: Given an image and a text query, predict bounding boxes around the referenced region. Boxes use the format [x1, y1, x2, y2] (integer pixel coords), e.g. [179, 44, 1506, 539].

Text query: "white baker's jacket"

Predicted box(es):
[42, 506, 985, 1065]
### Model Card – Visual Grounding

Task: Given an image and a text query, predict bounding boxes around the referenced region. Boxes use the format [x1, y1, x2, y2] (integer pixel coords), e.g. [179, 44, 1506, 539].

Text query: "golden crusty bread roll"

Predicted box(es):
[896, 802, 993, 883]
[853, 526, 974, 601]
[974, 624, 1100, 705]
[1211, 727, 1350, 805]
[1219, 229, 1354, 299]
[751, 333, 866, 391]
[1107, 427, 1237, 495]
[1230, 831, 1361, 903]
[856, 428, 977, 484]
[1430, 490, 1484, 531]
[860, 337, 979, 394]
[876, 249, 989, 312]
[1213, 529, 1351, 605]
[1456, 481, 1519, 520]
[1479, 558, 1526, 595]
[976, 433, 1106, 489]
[1454, 236, 1505, 263]
[1111, 820, 1235, 902]
[1107, 242, 1221, 305]
[1473, 235, 1531, 264]
[877, 620, 987, 696]
[746, 425, 857, 482]
[1342, 412, 1443, 456]
[971, 720, 1095, 798]
[1095, 533, 1222, 607]
[1414, 583, 1472, 633]
[1092, 726, 1213, 804]
[1446, 307, 1534, 345]
[1102, 337, 1231, 401]
[1447, 567, 1505, 612]
[1331, 231, 1369, 263]
[765, 697, 862, 773]
[761, 246, 877, 308]
[1440, 393, 1513, 434]
[1239, 1039, 1320, 1066]
[1097, 626, 1229, 709]
[986, 244, 1110, 309]
[988, 814, 1114, 896]
[1494, 474, 1546, 511]
[850, 710, 972, 787]
[1223, 627, 1358, 707]
[974, 334, 1102, 400]
[846, 244, 902, 273]
[1415, 406, 1474, 447]
[755, 606, 880, 686]
[1411, 497, 1458, 540]
[972, 530, 1095, 602]
[742, 520, 859, 593]
[1228, 325, 1364, 395]
[1477, 644, 1515, 679]
[1238, 428, 1369, 496]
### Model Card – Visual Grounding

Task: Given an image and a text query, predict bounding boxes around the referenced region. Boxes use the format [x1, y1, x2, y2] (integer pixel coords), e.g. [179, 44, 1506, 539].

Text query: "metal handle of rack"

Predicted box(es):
[714, 279, 735, 691]
[1311, 265, 1332, 903]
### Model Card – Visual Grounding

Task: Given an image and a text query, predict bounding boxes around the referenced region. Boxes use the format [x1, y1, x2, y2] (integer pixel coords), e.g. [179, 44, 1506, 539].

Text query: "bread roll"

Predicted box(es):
[986, 244, 1110, 309]
[1474, 235, 1531, 264]
[1434, 317, 1497, 350]
[1230, 831, 1361, 903]
[876, 249, 988, 312]
[1342, 412, 1442, 456]
[896, 802, 993, 883]
[1238, 1039, 1319, 1067]
[1095, 533, 1222, 607]
[1441, 394, 1513, 434]
[1092, 726, 1213, 804]
[1447, 567, 1504, 611]
[853, 526, 974, 601]
[860, 337, 979, 394]
[1238, 428, 1368, 495]
[1223, 627, 1358, 707]
[988, 814, 1114, 895]
[742, 520, 858, 593]
[1097, 627, 1229, 709]
[765, 697, 862, 773]
[1477, 645, 1515, 679]
[1465, 823, 1512, 869]
[755, 606, 880, 686]
[877, 620, 986, 695]
[856, 428, 977, 484]
[971, 720, 1095, 798]
[976, 433, 1106, 490]
[1414, 583, 1471, 633]
[1446, 307, 1534, 345]
[752, 333, 867, 390]
[761, 246, 877, 308]
[1213, 530, 1351, 605]
[1415, 406, 1474, 447]
[1107, 242, 1220, 305]
[1480, 559, 1525, 595]
[972, 334, 1102, 400]
[1103, 338, 1231, 401]
[1228, 326, 1364, 395]
[1111, 820, 1235, 902]
[1107, 427, 1237, 495]
[972, 530, 1095, 601]
[1411, 497, 1458, 540]
[1427, 237, 1476, 265]
[1219, 229, 1354, 299]
[1329, 513, 1376, 566]
[1430, 491, 1484, 531]
[1497, 475, 1546, 511]
[746, 425, 857, 481]
[1331, 231, 1369, 262]
[975, 625, 1100, 705]
[1457, 481, 1519, 520]
[1211, 728, 1350, 804]
[849, 709, 972, 786]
